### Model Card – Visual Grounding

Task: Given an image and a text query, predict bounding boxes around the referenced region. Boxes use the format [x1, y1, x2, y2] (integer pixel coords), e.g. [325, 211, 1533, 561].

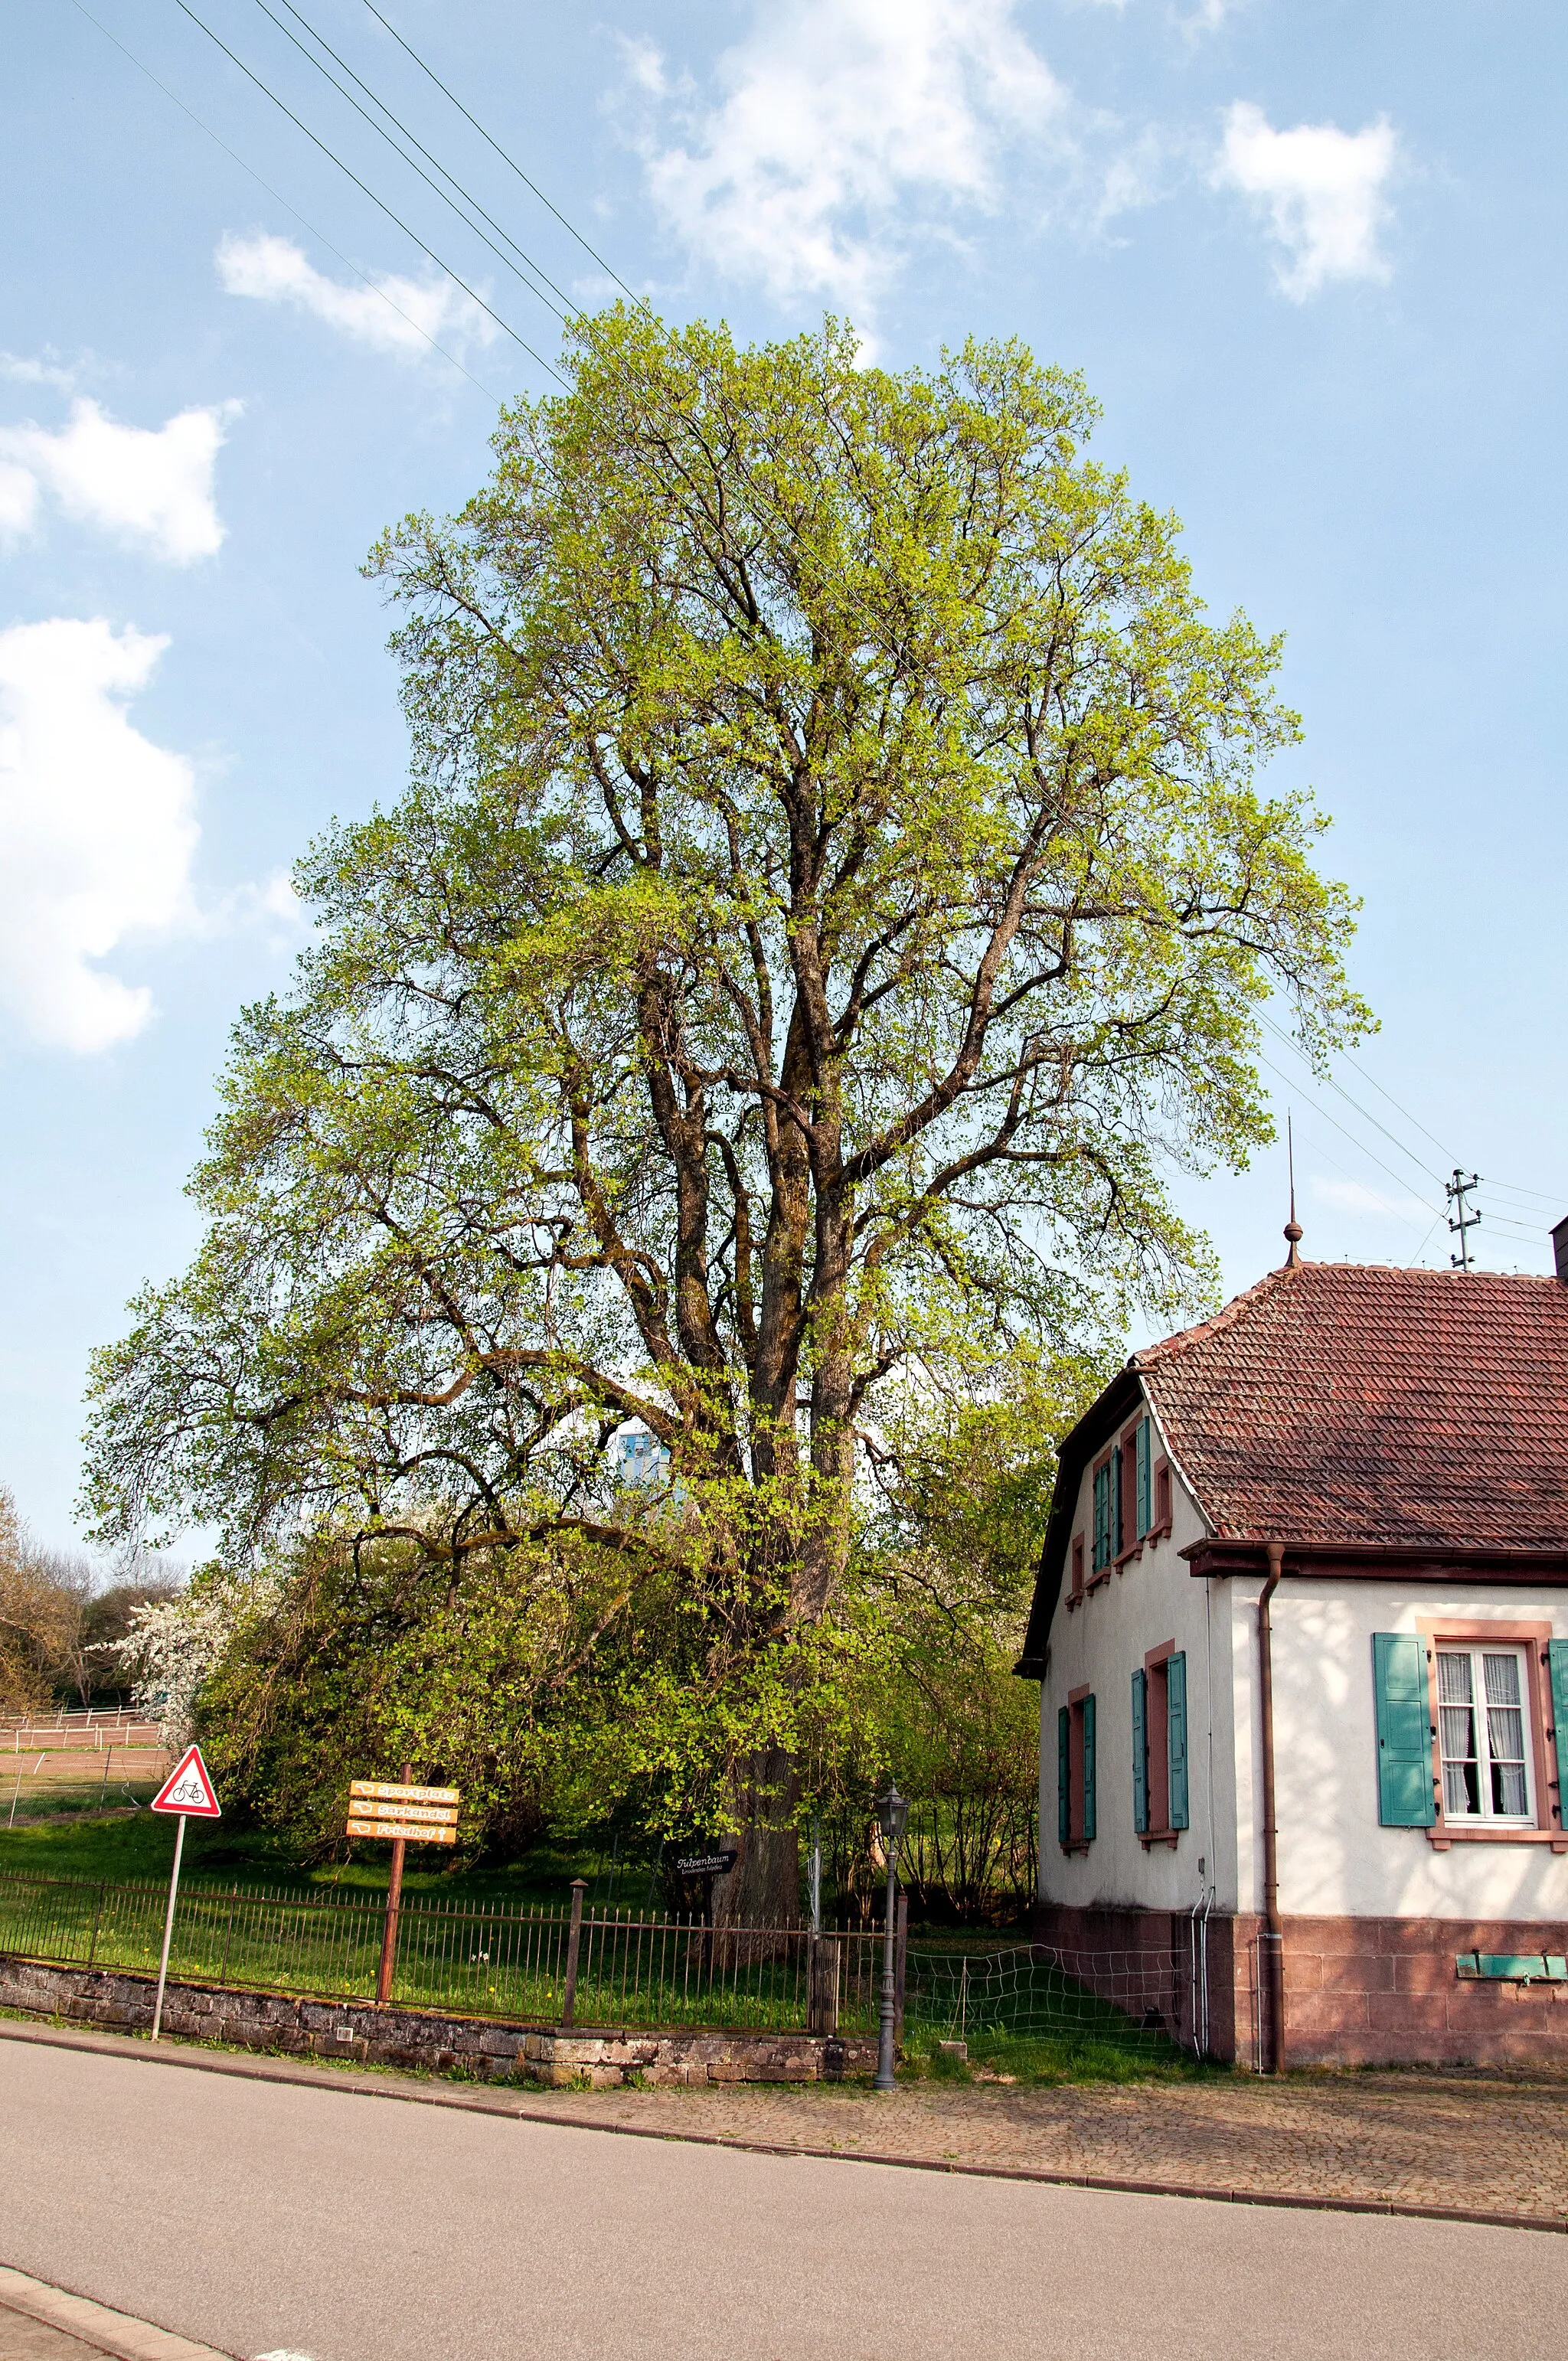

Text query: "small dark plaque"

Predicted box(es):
[675, 1850, 739, 1879]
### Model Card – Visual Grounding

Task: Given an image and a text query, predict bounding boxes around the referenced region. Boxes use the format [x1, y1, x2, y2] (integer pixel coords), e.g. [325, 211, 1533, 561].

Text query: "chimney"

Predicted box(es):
[1553, 1218, 1568, 1285]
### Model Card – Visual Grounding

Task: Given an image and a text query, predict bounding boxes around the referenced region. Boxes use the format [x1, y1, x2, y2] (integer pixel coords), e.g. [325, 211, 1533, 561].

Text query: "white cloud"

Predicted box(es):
[630, 0, 1063, 317]
[0, 619, 201, 1054]
[1216, 101, 1396, 299]
[1310, 1175, 1431, 1225]
[0, 400, 234, 563]
[0, 352, 80, 392]
[0, 462, 38, 540]
[217, 233, 495, 358]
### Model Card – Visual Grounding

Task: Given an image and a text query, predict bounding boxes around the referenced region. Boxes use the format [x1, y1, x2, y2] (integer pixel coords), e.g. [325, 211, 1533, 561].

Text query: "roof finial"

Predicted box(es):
[1283, 1112, 1303, 1269]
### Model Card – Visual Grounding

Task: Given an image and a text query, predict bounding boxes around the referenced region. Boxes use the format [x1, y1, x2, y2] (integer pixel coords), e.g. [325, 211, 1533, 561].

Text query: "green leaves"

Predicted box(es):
[84, 310, 1367, 1843]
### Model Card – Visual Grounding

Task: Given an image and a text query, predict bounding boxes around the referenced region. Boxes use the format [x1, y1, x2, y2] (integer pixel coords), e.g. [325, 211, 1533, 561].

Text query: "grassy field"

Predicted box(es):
[0, 1807, 616, 1912]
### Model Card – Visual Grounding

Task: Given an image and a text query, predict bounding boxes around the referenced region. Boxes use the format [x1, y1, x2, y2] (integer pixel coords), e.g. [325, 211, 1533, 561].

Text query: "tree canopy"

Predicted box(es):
[83, 311, 1367, 1909]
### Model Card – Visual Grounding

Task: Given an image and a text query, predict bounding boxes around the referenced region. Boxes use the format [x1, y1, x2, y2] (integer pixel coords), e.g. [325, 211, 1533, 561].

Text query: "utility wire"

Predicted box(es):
[360, 0, 649, 311]
[65, 0, 501, 398]
[1258, 1011, 1444, 1187]
[250, 0, 573, 320]
[169, 0, 567, 383]
[1254, 1050, 1447, 1217]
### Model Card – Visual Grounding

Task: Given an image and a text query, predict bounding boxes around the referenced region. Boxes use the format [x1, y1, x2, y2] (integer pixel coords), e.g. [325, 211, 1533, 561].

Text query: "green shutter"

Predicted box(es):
[1136, 1418, 1152, 1538]
[1373, 1633, 1436, 1827]
[1111, 1448, 1124, 1556]
[1057, 1705, 1071, 1844]
[1083, 1693, 1097, 1842]
[1093, 1465, 1109, 1571]
[1131, 1669, 1148, 1834]
[1550, 1643, 1568, 1832]
[1167, 1651, 1189, 1830]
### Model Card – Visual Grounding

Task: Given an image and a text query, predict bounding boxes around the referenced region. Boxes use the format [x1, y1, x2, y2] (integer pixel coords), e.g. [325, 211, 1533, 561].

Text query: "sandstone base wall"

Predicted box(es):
[1033, 1901, 1568, 2069]
[0, 1954, 875, 2087]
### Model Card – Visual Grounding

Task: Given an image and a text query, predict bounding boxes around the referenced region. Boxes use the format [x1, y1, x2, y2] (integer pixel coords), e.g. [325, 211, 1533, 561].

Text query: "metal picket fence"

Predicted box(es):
[0, 1871, 888, 2033]
[0, 1870, 1194, 2057]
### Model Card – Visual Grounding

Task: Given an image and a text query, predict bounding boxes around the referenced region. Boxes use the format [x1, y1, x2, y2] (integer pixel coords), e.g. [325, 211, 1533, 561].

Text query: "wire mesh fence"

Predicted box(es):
[901, 1942, 1195, 2059]
[0, 1870, 1197, 2057]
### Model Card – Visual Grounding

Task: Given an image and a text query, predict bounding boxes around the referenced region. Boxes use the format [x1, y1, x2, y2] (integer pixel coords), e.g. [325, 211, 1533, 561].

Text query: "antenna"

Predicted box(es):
[1446, 1169, 1482, 1269]
[1283, 1112, 1303, 1269]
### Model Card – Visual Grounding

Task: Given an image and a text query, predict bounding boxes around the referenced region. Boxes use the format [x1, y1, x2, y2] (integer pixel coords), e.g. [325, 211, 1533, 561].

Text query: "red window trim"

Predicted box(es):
[1138, 1638, 1181, 1849]
[1063, 1687, 1092, 1853]
[1416, 1618, 1568, 1850]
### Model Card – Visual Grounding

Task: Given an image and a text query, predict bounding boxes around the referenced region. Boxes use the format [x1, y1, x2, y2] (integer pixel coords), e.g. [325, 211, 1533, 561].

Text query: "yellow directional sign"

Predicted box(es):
[346, 1778, 459, 1846]
[350, 1781, 459, 1805]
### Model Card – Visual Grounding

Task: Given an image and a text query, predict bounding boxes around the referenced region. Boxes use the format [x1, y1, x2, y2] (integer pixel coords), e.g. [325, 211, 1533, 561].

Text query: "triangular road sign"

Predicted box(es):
[151, 1743, 221, 1819]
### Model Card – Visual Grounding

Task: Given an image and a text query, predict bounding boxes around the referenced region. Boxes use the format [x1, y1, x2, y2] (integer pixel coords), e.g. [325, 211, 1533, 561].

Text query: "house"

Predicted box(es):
[1016, 1229, 1568, 2068]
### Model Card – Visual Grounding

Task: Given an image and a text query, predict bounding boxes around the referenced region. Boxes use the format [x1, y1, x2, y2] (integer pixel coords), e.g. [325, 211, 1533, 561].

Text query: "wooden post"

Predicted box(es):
[561, 1879, 586, 2026]
[808, 1935, 841, 2036]
[374, 1760, 413, 2008]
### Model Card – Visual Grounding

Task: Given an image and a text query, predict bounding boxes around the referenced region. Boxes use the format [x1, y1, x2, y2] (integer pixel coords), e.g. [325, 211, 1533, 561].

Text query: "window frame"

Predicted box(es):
[1060, 1685, 1096, 1852]
[1133, 1639, 1187, 1848]
[1416, 1618, 1567, 1850]
[1090, 1456, 1113, 1576]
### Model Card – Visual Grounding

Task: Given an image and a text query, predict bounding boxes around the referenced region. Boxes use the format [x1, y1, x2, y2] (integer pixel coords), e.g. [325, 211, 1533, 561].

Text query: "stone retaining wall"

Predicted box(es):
[0, 1954, 876, 2087]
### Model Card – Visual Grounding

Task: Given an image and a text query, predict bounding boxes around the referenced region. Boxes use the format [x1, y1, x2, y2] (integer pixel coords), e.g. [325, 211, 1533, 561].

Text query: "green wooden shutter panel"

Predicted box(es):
[1373, 1633, 1436, 1827]
[1549, 1643, 1568, 1830]
[1057, 1705, 1071, 1844]
[1093, 1465, 1109, 1571]
[1083, 1693, 1097, 1842]
[1131, 1669, 1148, 1834]
[1167, 1651, 1189, 1830]
[1135, 1419, 1152, 1538]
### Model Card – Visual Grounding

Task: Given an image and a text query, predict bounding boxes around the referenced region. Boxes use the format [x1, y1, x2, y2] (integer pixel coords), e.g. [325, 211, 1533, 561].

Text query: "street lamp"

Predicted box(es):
[873, 1783, 908, 2093]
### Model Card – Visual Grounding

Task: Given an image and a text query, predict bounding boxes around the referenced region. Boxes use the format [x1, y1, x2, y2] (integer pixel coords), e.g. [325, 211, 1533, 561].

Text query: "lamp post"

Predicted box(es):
[873, 1783, 908, 2093]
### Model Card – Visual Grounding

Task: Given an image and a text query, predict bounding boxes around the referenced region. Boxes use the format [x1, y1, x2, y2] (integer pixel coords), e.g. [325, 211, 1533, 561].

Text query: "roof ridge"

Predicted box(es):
[1132, 1261, 1302, 1369]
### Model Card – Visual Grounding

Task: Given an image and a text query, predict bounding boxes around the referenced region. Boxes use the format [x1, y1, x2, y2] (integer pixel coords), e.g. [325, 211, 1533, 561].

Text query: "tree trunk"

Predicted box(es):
[710, 1742, 800, 1935]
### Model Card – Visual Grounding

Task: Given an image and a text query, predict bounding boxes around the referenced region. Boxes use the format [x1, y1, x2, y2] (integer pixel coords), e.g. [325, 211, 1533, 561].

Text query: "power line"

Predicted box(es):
[250, 0, 573, 321]
[1254, 1050, 1446, 1216]
[169, 0, 567, 384]
[1259, 1012, 1444, 1188]
[359, 0, 648, 311]
[65, 0, 501, 399]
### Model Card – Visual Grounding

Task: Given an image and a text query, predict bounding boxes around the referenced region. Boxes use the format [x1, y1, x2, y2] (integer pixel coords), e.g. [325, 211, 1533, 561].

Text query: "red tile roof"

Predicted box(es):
[1134, 1261, 1568, 1550]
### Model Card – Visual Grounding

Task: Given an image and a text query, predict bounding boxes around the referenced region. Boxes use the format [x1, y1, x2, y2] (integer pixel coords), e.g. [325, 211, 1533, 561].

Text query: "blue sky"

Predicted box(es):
[4, 0, 1565, 1553]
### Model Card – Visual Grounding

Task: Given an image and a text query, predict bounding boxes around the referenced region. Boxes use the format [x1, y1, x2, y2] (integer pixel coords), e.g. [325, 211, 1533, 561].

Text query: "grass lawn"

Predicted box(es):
[0, 1806, 620, 1912]
[901, 2023, 1218, 2086]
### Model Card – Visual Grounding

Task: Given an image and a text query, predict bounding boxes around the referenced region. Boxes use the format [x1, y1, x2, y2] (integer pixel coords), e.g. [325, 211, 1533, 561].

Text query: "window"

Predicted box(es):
[1057, 1691, 1097, 1850]
[1135, 1418, 1152, 1539]
[1154, 1459, 1171, 1533]
[1373, 1626, 1568, 1841]
[1070, 1534, 1085, 1599]
[1132, 1648, 1188, 1843]
[1092, 1460, 1112, 1572]
[1436, 1646, 1533, 1824]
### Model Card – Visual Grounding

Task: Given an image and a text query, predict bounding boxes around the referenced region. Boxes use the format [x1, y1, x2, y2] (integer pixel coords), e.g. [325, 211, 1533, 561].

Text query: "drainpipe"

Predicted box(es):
[1257, 1543, 1285, 2074]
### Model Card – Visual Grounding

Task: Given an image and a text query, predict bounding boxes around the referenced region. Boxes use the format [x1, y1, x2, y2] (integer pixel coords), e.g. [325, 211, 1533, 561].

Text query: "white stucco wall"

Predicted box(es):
[1037, 1388, 1239, 1912]
[1038, 1405, 1568, 1926]
[1246, 1580, 1568, 1922]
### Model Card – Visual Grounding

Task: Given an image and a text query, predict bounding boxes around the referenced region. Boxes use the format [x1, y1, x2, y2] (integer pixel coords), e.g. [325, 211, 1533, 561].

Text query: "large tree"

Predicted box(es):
[84, 312, 1366, 1917]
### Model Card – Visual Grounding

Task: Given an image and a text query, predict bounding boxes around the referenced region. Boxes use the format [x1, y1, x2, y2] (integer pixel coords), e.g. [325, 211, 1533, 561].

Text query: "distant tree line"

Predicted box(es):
[0, 1485, 180, 1717]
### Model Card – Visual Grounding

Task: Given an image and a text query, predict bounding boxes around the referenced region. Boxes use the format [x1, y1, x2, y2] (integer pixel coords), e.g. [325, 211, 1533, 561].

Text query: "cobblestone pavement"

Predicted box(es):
[505, 2071, 1568, 2222]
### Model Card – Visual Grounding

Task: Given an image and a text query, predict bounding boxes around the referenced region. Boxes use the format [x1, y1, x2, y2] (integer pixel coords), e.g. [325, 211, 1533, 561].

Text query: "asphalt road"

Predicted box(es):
[1, 2038, 1563, 2361]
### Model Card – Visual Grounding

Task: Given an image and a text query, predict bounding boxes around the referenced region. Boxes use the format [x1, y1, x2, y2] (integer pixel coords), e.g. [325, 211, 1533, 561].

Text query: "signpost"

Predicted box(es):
[149, 1743, 221, 2042]
[346, 1774, 459, 2004]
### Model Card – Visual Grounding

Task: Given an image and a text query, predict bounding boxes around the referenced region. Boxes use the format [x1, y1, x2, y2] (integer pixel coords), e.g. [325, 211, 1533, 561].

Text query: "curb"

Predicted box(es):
[0, 2261, 237, 2360]
[2, 2015, 1564, 2239]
